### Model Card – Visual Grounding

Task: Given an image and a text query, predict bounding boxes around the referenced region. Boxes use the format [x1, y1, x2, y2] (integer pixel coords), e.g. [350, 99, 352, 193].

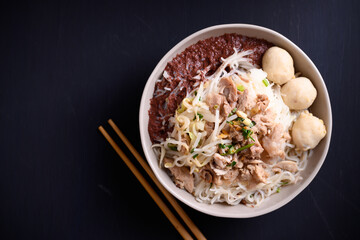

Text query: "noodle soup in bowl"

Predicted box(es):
[139, 24, 332, 218]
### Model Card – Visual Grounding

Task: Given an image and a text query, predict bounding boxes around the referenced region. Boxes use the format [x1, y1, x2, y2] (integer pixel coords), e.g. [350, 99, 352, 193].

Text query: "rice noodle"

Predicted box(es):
[152, 50, 309, 207]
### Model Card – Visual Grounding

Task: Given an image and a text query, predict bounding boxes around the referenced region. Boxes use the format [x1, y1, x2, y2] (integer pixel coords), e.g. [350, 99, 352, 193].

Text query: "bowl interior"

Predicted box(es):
[139, 24, 332, 218]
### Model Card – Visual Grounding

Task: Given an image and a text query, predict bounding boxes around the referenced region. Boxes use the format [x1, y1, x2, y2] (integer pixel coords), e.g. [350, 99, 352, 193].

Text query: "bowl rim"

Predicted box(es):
[139, 23, 332, 218]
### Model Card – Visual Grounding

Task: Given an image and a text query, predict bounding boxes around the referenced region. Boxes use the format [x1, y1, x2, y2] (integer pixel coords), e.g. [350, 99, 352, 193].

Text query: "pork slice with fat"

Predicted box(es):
[164, 157, 194, 193]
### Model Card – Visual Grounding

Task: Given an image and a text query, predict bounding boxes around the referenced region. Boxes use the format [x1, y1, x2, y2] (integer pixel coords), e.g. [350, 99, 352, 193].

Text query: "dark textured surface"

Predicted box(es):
[0, 0, 359, 239]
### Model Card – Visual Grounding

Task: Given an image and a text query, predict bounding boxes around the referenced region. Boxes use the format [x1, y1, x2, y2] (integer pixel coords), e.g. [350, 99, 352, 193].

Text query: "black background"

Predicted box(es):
[1, 0, 359, 239]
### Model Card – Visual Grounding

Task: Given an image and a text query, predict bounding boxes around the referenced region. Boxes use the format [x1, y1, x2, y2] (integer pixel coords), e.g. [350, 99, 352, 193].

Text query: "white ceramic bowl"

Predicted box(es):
[139, 24, 332, 218]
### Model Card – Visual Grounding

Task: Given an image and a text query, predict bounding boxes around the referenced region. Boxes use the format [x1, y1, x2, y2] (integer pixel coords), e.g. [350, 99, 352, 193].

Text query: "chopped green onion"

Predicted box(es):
[280, 181, 289, 185]
[218, 143, 226, 149]
[248, 120, 256, 128]
[219, 144, 234, 150]
[193, 113, 204, 120]
[221, 144, 248, 156]
[242, 129, 255, 141]
[262, 78, 270, 87]
[194, 91, 197, 96]
[226, 121, 234, 125]
[227, 146, 236, 155]
[228, 108, 237, 117]
[192, 154, 199, 159]
[237, 85, 245, 92]
[167, 143, 178, 151]
[276, 187, 281, 193]
[233, 143, 255, 154]
[242, 129, 253, 139]
[227, 161, 237, 167]
[190, 148, 195, 153]
[214, 105, 219, 109]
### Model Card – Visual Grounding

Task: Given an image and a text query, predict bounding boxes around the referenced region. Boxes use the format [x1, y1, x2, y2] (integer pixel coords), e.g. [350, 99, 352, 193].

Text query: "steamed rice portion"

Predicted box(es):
[152, 49, 311, 207]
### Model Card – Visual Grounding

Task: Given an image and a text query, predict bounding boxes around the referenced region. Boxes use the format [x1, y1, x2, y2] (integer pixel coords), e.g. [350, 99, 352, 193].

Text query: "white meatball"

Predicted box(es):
[292, 111, 326, 151]
[281, 77, 317, 110]
[262, 46, 294, 85]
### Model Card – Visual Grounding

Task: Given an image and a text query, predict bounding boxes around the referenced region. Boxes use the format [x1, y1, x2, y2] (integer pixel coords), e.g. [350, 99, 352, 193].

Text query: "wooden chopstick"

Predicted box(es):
[98, 126, 193, 240]
[107, 119, 206, 240]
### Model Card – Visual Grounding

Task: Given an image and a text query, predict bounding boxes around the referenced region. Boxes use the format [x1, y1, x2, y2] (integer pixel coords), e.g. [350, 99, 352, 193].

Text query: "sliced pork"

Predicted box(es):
[262, 123, 287, 160]
[164, 158, 194, 193]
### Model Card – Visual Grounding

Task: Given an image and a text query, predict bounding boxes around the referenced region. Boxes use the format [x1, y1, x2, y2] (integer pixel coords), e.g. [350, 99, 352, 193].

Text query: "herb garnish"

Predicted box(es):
[242, 128, 252, 139]
[220, 143, 254, 156]
[227, 146, 236, 155]
[192, 154, 199, 159]
[241, 128, 256, 142]
[190, 148, 195, 153]
[276, 187, 281, 193]
[233, 143, 254, 154]
[218, 143, 226, 149]
[228, 108, 237, 117]
[218, 144, 233, 150]
[250, 121, 256, 127]
[227, 161, 237, 167]
[167, 143, 178, 151]
[193, 113, 204, 120]
[237, 85, 245, 92]
[237, 117, 245, 122]
[262, 78, 270, 87]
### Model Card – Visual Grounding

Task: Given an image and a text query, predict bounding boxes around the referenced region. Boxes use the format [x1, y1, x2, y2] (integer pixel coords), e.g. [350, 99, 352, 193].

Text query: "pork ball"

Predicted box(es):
[262, 46, 294, 85]
[281, 77, 317, 110]
[292, 111, 326, 151]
